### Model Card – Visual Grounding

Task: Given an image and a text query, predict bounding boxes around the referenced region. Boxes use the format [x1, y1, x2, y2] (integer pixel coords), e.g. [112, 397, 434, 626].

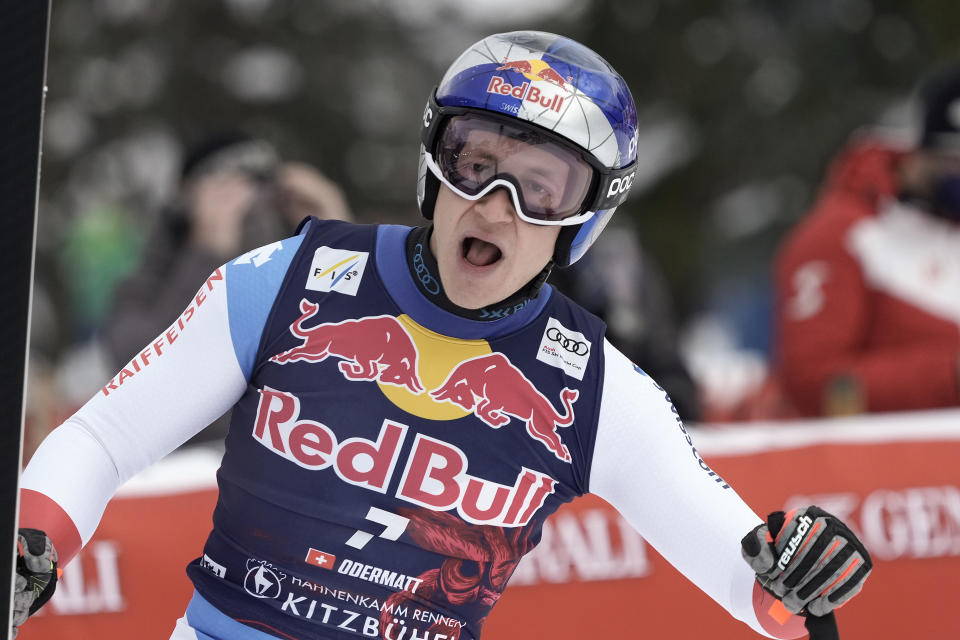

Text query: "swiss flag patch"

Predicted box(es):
[305, 548, 337, 570]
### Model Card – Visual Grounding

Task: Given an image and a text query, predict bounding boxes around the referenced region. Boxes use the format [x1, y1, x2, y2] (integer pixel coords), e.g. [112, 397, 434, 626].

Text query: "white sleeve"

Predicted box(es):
[21, 268, 246, 548]
[589, 339, 772, 638]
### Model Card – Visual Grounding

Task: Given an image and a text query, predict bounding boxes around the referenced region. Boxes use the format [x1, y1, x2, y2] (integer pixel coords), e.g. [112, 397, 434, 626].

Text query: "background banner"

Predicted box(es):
[21, 409, 960, 639]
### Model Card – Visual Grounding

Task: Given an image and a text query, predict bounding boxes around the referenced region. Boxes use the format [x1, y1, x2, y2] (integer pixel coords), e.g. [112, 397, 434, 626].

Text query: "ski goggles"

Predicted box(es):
[421, 92, 637, 225]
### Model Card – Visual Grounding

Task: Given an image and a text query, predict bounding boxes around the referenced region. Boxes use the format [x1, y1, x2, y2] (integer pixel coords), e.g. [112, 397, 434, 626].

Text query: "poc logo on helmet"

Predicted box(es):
[607, 172, 636, 199]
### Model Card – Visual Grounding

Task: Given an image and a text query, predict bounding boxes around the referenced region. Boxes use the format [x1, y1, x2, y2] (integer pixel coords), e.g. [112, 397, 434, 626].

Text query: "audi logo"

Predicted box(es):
[546, 327, 589, 355]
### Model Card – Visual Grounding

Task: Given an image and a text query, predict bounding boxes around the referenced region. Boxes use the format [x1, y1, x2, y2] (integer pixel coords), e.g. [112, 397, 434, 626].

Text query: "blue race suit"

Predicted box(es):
[186, 219, 604, 640]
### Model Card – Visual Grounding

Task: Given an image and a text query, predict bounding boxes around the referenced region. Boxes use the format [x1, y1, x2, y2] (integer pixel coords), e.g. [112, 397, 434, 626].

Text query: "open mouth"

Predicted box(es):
[462, 236, 503, 267]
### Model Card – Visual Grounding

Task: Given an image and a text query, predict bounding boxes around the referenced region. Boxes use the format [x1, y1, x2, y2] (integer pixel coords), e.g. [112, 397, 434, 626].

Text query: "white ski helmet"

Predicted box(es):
[417, 31, 639, 267]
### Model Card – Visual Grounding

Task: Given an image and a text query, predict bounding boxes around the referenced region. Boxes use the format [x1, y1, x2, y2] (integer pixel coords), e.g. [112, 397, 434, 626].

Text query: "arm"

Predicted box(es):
[775, 193, 960, 415]
[589, 340, 805, 638]
[19, 234, 304, 566]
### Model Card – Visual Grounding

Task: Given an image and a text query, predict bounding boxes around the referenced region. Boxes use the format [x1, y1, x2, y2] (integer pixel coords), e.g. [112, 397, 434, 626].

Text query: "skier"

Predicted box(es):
[15, 31, 869, 640]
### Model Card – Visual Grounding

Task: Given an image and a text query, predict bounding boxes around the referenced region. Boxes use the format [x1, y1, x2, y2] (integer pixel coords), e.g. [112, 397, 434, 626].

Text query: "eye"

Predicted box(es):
[522, 178, 558, 206]
[456, 153, 496, 182]
[468, 160, 493, 177]
[525, 180, 548, 195]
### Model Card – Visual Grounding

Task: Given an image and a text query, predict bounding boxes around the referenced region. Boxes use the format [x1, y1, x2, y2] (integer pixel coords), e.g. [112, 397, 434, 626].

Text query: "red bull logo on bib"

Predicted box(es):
[270, 304, 578, 463]
[430, 353, 577, 462]
[271, 300, 424, 394]
[252, 387, 557, 527]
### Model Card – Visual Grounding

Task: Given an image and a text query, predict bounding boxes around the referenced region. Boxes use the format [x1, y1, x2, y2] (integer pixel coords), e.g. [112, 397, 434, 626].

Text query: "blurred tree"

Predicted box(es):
[36, 0, 960, 358]
[578, 0, 960, 337]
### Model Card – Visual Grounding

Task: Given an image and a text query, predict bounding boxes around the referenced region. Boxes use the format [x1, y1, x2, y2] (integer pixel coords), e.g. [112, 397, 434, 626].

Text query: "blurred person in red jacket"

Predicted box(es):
[774, 64, 960, 417]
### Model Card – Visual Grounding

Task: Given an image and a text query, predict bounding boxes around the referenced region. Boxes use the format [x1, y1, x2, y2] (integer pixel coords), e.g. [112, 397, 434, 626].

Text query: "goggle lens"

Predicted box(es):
[433, 115, 595, 223]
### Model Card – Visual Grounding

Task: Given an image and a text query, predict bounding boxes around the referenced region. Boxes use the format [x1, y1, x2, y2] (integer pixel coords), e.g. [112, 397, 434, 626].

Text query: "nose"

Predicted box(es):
[474, 186, 517, 224]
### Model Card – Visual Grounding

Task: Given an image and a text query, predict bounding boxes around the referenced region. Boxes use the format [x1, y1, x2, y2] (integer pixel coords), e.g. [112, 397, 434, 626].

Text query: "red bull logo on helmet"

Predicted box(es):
[487, 58, 574, 113]
[496, 58, 572, 89]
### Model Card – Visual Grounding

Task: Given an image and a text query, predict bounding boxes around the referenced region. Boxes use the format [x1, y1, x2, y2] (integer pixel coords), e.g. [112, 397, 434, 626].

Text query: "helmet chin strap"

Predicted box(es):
[405, 225, 553, 321]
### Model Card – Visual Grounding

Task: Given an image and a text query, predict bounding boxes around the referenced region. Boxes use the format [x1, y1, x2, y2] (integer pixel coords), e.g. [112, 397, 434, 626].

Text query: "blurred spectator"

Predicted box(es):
[99, 132, 352, 443]
[273, 161, 352, 228]
[550, 225, 701, 421]
[773, 64, 960, 417]
[60, 205, 143, 342]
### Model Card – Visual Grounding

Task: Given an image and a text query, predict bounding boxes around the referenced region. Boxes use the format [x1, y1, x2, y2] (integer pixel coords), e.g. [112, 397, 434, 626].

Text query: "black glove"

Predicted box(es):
[12, 528, 59, 638]
[742, 506, 872, 617]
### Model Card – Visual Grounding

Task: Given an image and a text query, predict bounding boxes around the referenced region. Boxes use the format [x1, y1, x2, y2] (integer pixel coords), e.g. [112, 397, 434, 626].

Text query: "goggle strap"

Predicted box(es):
[421, 92, 444, 148]
[595, 164, 638, 210]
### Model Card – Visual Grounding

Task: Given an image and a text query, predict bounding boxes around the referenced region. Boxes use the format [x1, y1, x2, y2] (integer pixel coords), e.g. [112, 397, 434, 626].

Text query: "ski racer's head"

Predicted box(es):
[417, 31, 639, 309]
[902, 62, 960, 222]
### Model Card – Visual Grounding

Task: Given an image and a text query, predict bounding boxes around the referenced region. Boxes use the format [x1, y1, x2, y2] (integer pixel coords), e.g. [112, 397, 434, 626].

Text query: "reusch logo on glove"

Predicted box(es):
[777, 514, 814, 570]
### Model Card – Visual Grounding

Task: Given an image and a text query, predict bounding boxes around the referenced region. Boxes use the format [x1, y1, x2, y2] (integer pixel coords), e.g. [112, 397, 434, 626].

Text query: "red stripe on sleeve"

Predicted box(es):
[19, 488, 83, 566]
[753, 580, 807, 639]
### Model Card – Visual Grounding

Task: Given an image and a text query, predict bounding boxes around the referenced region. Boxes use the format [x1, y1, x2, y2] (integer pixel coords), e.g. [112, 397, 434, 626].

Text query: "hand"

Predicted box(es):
[741, 506, 871, 617]
[274, 162, 351, 226]
[13, 528, 59, 638]
[186, 172, 257, 257]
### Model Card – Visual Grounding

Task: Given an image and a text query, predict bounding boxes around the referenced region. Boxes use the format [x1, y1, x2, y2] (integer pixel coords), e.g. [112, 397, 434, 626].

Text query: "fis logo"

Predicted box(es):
[306, 246, 369, 296]
[777, 514, 814, 571]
